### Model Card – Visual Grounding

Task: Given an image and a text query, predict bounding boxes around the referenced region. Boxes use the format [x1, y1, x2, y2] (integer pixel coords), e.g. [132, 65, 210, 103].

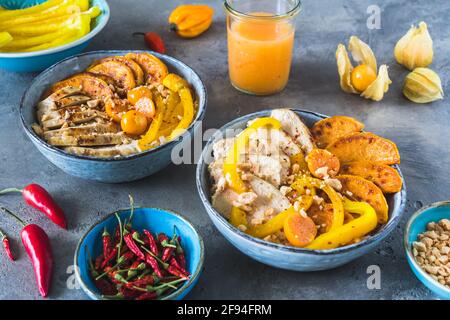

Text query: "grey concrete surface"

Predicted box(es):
[0, 0, 449, 300]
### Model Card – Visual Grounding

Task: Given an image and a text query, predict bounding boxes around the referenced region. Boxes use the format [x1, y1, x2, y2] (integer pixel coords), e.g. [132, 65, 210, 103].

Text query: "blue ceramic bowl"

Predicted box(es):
[20, 50, 207, 183]
[196, 109, 407, 271]
[404, 201, 450, 299]
[74, 207, 204, 300]
[0, 0, 110, 72]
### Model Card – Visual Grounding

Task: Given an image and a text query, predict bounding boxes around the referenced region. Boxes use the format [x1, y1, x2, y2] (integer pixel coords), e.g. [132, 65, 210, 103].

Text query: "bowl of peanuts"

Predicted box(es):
[404, 201, 450, 299]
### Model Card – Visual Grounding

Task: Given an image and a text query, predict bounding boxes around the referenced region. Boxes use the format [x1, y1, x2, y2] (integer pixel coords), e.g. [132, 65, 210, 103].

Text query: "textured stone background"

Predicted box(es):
[0, 0, 449, 299]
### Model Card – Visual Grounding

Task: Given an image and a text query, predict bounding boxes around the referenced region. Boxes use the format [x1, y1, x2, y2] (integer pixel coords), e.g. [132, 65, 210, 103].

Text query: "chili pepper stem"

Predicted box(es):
[115, 212, 123, 262]
[95, 257, 124, 280]
[0, 188, 23, 195]
[125, 194, 135, 228]
[0, 207, 27, 227]
[140, 245, 168, 267]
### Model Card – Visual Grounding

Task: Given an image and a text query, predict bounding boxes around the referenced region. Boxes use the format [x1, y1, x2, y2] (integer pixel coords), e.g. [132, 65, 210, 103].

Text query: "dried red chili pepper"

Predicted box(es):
[95, 278, 117, 296]
[94, 255, 103, 271]
[1, 207, 53, 297]
[123, 231, 145, 261]
[158, 233, 176, 262]
[145, 253, 164, 278]
[143, 229, 159, 256]
[126, 274, 155, 288]
[174, 236, 186, 269]
[0, 227, 14, 261]
[169, 256, 188, 276]
[167, 265, 189, 279]
[102, 227, 111, 258]
[101, 247, 118, 269]
[136, 291, 157, 300]
[0, 184, 67, 229]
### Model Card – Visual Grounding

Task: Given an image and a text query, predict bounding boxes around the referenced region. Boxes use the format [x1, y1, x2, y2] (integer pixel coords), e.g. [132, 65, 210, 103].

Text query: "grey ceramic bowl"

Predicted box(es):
[20, 50, 207, 183]
[196, 109, 407, 271]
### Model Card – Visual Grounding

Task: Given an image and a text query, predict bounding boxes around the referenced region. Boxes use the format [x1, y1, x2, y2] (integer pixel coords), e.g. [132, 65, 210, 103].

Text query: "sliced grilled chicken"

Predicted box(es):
[270, 109, 315, 154]
[37, 86, 82, 117]
[47, 132, 130, 147]
[43, 123, 119, 139]
[247, 174, 291, 221]
[55, 95, 92, 109]
[42, 110, 109, 130]
[64, 141, 140, 158]
[248, 154, 290, 188]
[211, 188, 240, 219]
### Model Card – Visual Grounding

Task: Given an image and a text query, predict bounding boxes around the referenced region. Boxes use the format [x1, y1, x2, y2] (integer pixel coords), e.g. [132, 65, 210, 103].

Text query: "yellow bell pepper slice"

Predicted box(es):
[247, 206, 296, 239]
[162, 74, 195, 141]
[230, 207, 248, 229]
[0, 32, 13, 48]
[298, 176, 344, 232]
[0, 0, 87, 28]
[5, 7, 99, 36]
[306, 198, 378, 250]
[223, 117, 282, 194]
[138, 93, 166, 150]
[0, 0, 64, 19]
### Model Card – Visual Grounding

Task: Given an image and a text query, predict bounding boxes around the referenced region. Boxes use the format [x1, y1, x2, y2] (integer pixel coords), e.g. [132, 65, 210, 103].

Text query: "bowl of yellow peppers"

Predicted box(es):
[0, 0, 110, 72]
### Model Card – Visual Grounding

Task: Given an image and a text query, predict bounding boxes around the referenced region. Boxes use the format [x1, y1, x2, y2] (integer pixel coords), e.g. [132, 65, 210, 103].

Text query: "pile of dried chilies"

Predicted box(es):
[88, 199, 190, 300]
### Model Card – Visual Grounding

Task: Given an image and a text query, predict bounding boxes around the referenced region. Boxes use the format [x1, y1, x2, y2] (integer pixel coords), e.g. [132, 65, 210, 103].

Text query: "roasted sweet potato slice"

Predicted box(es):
[307, 203, 334, 234]
[88, 60, 136, 91]
[311, 116, 364, 148]
[340, 161, 403, 193]
[306, 148, 340, 178]
[50, 72, 114, 99]
[125, 52, 168, 84]
[91, 56, 145, 86]
[327, 132, 400, 165]
[337, 174, 388, 224]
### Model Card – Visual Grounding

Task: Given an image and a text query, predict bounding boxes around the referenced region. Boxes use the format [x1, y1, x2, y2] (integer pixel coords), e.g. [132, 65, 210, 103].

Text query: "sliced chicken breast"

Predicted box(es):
[271, 109, 315, 154]
[64, 141, 140, 158]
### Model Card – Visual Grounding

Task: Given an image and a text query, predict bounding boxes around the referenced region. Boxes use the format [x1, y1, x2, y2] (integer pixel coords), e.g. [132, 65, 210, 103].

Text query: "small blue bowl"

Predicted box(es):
[404, 201, 450, 300]
[196, 109, 407, 271]
[74, 207, 204, 300]
[20, 50, 207, 183]
[0, 0, 110, 72]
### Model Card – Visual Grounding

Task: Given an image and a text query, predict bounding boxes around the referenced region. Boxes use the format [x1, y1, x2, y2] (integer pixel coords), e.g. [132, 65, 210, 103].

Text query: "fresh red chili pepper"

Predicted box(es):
[133, 31, 166, 54]
[101, 247, 118, 269]
[123, 231, 145, 261]
[169, 256, 189, 276]
[0, 227, 15, 261]
[0, 184, 67, 229]
[102, 227, 111, 258]
[167, 264, 189, 279]
[145, 253, 164, 278]
[136, 291, 157, 300]
[143, 229, 159, 256]
[1, 207, 53, 297]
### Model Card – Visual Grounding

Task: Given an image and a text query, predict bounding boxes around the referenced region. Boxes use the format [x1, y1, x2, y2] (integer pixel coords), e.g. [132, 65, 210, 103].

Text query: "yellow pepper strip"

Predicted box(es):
[230, 207, 248, 229]
[0, 32, 13, 48]
[246, 178, 315, 239]
[162, 74, 195, 141]
[299, 176, 344, 231]
[0, 0, 87, 28]
[0, 0, 64, 19]
[247, 206, 296, 239]
[306, 198, 378, 250]
[223, 118, 282, 194]
[290, 152, 309, 173]
[5, 7, 99, 37]
[138, 93, 166, 150]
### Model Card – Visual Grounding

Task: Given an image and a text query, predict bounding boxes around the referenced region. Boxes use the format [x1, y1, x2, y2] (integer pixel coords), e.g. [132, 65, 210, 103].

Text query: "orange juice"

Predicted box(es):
[227, 14, 295, 95]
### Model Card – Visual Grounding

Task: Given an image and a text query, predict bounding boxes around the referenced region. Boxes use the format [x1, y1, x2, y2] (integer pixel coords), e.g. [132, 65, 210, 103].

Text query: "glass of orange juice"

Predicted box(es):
[225, 0, 301, 95]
